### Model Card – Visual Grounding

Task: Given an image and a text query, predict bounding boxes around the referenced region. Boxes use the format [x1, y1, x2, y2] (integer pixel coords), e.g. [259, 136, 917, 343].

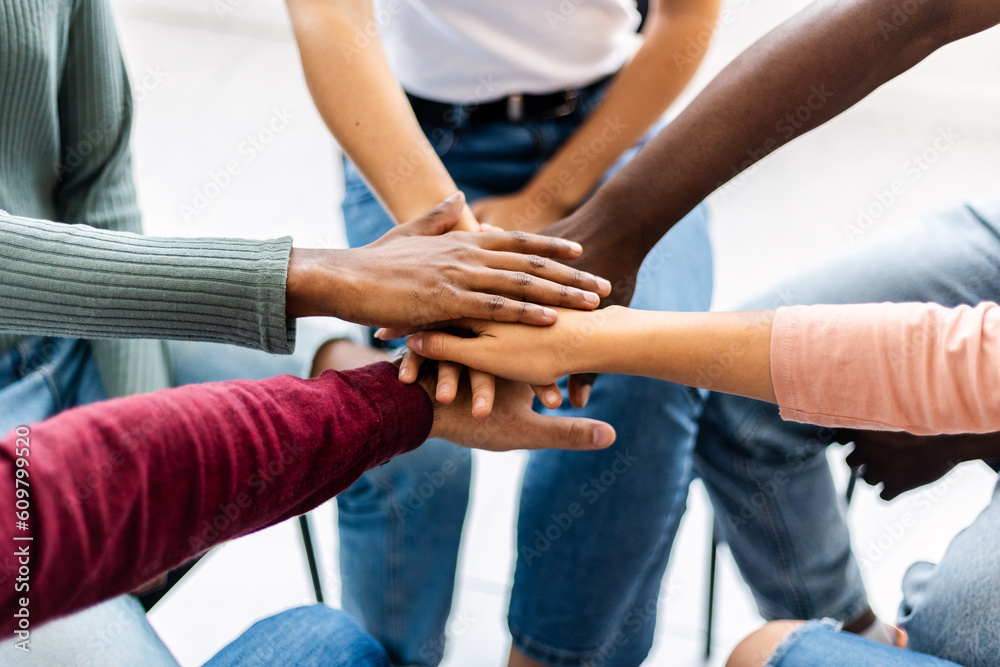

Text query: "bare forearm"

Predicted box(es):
[527, 0, 721, 216]
[286, 0, 477, 229]
[578, 0, 1000, 250]
[582, 307, 776, 402]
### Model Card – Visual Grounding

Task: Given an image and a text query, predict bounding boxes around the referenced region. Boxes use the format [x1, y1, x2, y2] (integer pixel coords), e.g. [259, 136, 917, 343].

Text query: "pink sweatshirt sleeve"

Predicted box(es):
[0, 362, 431, 636]
[771, 302, 1000, 434]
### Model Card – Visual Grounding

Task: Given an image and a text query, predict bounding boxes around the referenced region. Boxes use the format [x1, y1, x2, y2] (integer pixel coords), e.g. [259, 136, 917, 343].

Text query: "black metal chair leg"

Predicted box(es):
[298, 514, 324, 604]
[706, 522, 720, 659]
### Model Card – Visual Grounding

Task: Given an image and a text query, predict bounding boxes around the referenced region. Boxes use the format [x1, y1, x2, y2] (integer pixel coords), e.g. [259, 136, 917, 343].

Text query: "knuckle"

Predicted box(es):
[511, 230, 528, 245]
[425, 335, 444, 357]
[515, 272, 533, 289]
[565, 420, 586, 446]
[571, 269, 584, 285]
[527, 254, 547, 270]
[487, 295, 506, 313]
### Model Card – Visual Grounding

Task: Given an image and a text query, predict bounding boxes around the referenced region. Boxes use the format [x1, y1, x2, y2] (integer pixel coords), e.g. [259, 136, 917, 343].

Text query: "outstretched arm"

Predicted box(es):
[1, 196, 610, 349]
[0, 362, 613, 634]
[547, 0, 1000, 305]
[404, 301, 1000, 435]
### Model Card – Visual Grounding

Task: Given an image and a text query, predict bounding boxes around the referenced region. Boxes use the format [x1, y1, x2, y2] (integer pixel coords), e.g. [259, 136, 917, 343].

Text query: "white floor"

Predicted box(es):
[106, 1, 1000, 664]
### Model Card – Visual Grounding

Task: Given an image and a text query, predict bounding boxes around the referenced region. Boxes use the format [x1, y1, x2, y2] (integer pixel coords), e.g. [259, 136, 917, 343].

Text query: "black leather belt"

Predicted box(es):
[407, 75, 613, 128]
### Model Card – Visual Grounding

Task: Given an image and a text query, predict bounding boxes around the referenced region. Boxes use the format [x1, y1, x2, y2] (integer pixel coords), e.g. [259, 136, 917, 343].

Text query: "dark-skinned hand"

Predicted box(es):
[842, 429, 1000, 501]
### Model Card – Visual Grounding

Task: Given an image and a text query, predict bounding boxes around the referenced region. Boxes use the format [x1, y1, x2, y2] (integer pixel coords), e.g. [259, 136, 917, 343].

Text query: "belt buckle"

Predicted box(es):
[506, 94, 525, 122]
[547, 89, 580, 120]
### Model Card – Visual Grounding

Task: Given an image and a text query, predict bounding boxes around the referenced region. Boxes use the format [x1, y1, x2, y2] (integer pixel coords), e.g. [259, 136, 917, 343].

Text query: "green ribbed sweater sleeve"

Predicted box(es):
[0, 212, 296, 354]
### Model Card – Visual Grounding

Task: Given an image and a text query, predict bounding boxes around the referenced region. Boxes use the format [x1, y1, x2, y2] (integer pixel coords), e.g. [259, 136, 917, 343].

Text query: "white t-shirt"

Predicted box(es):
[373, 0, 642, 104]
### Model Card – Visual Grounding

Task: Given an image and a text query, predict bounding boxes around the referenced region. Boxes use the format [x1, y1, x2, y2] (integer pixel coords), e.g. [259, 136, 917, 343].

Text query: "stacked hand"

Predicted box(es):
[378, 308, 608, 417]
[295, 193, 630, 447]
[309, 338, 616, 452]
[419, 364, 616, 452]
[286, 193, 612, 328]
[400, 200, 653, 412]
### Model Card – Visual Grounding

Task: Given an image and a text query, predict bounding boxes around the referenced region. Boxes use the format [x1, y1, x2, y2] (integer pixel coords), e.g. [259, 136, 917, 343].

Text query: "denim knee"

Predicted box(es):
[764, 620, 960, 667]
[898, 479, 1000, 666]
[205, 605, 390, 667]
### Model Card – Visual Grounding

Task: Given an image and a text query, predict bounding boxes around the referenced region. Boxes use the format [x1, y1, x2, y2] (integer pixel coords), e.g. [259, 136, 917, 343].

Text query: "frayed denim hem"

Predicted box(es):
[764, 619, 843, 667]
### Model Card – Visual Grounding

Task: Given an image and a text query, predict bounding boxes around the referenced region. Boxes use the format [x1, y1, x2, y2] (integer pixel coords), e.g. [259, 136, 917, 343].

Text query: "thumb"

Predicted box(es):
[400, 192, 465, 237]
[519, 412, 616, 450]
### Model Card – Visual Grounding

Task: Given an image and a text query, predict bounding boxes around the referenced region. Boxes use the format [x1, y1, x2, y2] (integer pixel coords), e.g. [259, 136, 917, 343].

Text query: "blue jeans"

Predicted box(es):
[338, 92, 714, 666]
[206, 605, 391, 667]
[766, 621, 961, 666]
[695, 199, 1000, 666]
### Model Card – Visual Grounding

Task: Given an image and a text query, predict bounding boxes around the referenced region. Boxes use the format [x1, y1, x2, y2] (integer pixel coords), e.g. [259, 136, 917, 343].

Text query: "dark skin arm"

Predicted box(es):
[545, 0, 1000, 405]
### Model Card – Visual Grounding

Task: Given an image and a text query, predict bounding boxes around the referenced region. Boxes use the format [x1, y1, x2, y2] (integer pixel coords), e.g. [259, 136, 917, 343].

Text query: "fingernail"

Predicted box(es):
[593, 425, 614, 447]
[545, 389, 561, 405]
[473, 397, 487, 414]
[597, 278, 612, 293]
[542, 307, 558, 320]
[445, 192, 463, 203]
[407, 334, 423, 354]
[438, 386, 452, 401]
[584, 291, 600, 306]
[567, 241, 583, 253]
[375, 329, 389, 340]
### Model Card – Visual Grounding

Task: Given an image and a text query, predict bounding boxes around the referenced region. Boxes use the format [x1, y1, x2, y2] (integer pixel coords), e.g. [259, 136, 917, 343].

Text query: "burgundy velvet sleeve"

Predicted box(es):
[0, 361, 431, 634]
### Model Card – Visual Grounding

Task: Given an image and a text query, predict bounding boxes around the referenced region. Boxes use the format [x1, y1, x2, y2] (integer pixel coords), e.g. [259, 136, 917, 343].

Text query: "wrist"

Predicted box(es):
[522, 172, 579, 219]
[583, 305, 633, 375]
[415, 365, 446, 440]
[285, 248, 358, 319]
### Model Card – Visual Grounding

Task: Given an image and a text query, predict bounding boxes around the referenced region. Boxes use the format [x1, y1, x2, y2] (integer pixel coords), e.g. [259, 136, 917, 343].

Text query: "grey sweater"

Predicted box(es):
[0, 0, 295, 398]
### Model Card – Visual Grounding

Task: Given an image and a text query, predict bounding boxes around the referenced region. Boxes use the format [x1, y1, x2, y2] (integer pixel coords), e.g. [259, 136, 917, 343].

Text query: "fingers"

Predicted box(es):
[477, 229, 584, 261]
[435, 290, 560, 325]
[844, 449, 866, 469]
[408, 331, 482, 368]
[377, 319, 481, 342]
[568, 373, 596, 409]
[488, 251, 611, 298]
[532, 383, 563, 409]
[399, 192, 465, 237]
[471, 269, 602, 312]
[469, 369, 495, 418]
[436, 361, 462, 403]
[397, 349, 426, 384]
[518, 412, 616, 450]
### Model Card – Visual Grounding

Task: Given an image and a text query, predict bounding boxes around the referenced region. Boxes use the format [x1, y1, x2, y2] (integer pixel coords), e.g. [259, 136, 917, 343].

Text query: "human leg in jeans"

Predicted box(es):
[336, 99, 713, 665]
[508, 210, 712, 667]
[896, 475, 1000, 666]
[728, 620, 961, 667]
[0, 337, 179, 665]
[695, 200, 1000, 655]
[205, 605, 391, 667]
